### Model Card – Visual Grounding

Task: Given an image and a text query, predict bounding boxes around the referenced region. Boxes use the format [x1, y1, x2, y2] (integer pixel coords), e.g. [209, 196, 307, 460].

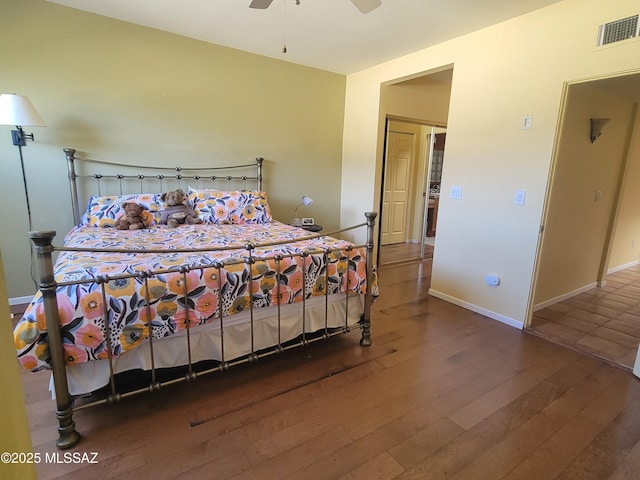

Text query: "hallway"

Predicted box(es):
[529, 265, 640, 371]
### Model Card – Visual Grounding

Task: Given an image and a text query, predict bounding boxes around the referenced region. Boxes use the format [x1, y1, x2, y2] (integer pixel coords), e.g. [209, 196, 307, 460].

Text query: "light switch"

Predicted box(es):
[450, 185, 462, 200]
[522, 115, 533, 130]
[514, 189, 526, 206]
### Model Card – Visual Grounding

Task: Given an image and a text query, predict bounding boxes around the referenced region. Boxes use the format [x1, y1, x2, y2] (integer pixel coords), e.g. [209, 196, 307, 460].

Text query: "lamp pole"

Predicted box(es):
[14, 127, 33, 230]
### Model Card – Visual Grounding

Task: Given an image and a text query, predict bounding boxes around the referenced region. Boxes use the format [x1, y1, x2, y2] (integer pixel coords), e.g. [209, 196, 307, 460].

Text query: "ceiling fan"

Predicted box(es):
[249, 0, 382, 15]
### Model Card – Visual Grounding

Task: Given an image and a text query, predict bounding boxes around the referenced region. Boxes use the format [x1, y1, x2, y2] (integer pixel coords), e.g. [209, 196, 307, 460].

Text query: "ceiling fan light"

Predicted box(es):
[350, 0, 382, 14]
[249, 0, 274, 9]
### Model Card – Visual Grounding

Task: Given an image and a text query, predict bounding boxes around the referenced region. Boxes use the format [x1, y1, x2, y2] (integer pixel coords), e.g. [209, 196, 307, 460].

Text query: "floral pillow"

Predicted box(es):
[188, 188, 272, 224]
[83, 193, 162, 228]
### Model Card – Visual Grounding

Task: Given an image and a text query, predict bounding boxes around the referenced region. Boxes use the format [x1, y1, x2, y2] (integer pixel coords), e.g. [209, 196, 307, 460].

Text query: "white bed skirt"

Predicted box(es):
[54, 294, 364, 397]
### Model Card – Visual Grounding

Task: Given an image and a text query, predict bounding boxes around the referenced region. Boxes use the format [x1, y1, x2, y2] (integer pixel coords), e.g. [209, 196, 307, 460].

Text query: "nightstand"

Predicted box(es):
[301, 224, 322, 233]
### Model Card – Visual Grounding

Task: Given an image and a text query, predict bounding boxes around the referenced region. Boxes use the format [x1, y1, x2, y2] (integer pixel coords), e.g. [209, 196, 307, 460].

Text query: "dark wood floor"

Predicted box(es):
[530, 264, 640, 371]
[20, 259, 640, 479]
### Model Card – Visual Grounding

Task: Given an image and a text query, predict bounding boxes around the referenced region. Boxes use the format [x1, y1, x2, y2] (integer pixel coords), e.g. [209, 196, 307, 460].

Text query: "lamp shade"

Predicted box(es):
[0, 94, 46, 127]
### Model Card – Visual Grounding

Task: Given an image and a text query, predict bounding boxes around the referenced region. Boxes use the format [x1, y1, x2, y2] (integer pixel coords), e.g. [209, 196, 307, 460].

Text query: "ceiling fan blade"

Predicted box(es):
[350, 0, 382, 14]
[249, 0, 274, 9]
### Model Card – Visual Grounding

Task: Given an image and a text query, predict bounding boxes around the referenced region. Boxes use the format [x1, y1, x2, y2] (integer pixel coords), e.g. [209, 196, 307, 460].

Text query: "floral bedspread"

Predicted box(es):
[14, 222, 370, 371]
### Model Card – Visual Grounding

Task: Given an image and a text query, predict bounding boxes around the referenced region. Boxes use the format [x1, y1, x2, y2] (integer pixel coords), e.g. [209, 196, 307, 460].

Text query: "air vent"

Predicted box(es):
[597, 14, 639, 46]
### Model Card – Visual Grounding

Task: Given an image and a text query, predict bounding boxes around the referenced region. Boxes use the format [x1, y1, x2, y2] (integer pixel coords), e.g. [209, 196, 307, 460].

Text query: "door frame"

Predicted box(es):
[526, 71, 640, 329]
[378, 116, 447, 266]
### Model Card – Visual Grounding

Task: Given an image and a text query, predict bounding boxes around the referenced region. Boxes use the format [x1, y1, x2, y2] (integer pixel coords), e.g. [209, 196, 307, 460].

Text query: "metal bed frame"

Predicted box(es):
[28, 148, 377, 450]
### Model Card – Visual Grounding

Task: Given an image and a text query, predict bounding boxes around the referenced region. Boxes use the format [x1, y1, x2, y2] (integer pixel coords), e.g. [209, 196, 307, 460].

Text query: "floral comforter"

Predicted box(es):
[14, 222, 369, 371]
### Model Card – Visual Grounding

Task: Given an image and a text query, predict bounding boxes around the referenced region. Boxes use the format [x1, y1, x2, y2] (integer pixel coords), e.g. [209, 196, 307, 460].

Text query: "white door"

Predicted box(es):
[381, 131, 413, 245]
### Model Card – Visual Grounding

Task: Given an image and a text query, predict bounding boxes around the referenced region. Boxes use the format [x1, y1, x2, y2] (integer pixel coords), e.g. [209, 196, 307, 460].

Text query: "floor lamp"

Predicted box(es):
[0, 94, 47, 231]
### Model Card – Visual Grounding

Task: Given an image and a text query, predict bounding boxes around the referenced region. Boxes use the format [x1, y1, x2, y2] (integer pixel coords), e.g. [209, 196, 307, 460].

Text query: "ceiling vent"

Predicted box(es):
[597, 14, 639, 46]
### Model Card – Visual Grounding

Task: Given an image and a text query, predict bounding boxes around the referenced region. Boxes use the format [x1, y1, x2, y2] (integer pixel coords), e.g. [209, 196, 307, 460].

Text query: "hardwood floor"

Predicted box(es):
[529, 265, 640, 371]
[19, 259, 640, 480]
[379, 241, 433, 266]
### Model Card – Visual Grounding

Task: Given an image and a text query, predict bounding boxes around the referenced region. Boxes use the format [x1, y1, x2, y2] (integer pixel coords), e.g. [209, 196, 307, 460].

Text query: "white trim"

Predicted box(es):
[9, 295, 33, 306]
[428, 289, 524, 330]
[533, 282, 598, 311]
[607, 259, 639, 275]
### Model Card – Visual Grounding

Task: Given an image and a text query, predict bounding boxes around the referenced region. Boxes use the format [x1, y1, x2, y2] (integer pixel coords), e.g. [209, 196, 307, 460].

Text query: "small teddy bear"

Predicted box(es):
[115, 202, 150, 230]
[160, 189, 202, 228]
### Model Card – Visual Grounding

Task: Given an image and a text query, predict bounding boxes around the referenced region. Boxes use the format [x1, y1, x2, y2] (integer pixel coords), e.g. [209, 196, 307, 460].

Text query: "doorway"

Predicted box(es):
[377, 65, 454, 265]
[379, 121, 446, 266]
[528, 71, 640, 370]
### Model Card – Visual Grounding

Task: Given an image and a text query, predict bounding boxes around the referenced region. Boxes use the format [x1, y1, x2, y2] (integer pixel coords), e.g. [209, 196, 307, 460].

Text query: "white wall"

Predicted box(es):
[341, 0, 640, 327]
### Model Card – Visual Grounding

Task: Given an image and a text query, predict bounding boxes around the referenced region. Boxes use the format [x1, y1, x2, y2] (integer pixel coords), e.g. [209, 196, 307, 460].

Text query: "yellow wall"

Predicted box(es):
[381, 74, 452, 127]
[0, 250, 36, 480]
[4, 0, 640, 326]
[0, 0, 346, 298]
[341, 0, 640, 326]
[535, 84, 637, 305]
[608, 107, 640, 270]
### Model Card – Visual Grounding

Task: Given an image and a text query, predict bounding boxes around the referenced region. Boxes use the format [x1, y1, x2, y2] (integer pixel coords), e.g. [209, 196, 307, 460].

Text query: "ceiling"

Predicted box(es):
[47, 0, 564, 75]
[591, 73, 640, 103]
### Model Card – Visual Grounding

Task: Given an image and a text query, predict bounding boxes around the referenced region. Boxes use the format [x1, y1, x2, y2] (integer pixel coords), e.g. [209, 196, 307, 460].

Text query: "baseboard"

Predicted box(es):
[533, 267, 638, 310]
[9, 295, 33, 306]
[533, 282, 598, 311]
[428, 289, 524, 330]
[607, 259, 639, 275]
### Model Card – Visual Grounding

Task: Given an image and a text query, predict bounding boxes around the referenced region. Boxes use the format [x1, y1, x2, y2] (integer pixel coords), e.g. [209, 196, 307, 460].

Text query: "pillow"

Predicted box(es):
[83, 193, 162, 228]
[188, 188, 272, 224]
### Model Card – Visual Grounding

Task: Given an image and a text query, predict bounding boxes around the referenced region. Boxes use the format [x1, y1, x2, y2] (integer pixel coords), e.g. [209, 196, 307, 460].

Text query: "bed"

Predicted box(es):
[14, 148, 377, 450]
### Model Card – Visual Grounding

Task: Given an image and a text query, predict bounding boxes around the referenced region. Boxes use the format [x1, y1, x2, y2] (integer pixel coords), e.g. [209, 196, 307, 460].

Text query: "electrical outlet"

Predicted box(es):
[485, 274, 500, 286]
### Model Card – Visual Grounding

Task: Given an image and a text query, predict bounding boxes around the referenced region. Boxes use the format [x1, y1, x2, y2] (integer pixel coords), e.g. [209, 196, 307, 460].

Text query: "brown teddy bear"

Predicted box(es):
[115, 202, 150, 230]
[160, 189, 202, 228]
